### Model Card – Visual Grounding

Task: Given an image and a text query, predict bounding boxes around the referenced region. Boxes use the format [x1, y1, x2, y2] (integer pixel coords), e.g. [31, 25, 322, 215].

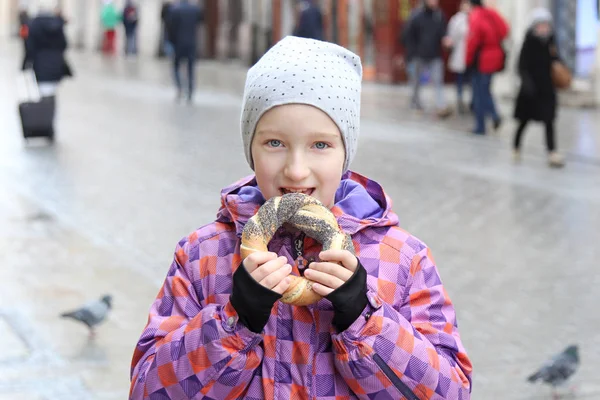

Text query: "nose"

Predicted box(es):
[284, 151, 310, 182]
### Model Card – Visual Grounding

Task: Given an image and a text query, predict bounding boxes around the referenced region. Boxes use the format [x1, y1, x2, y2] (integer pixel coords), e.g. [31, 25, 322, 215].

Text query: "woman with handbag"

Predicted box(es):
[513, 8, 568, 168]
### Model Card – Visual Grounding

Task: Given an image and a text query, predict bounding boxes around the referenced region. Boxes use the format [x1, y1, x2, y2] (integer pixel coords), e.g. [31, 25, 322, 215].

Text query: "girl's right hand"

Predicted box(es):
[243, 252, 292, 295]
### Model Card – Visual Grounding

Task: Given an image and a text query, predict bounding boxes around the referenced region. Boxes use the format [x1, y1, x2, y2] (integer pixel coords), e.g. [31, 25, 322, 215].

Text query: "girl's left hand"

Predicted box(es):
[304, 250, 358, 296]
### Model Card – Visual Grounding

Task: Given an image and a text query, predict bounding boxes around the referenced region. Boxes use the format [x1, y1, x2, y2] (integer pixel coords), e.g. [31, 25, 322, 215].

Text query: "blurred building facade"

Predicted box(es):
[1, 0, 598, 104]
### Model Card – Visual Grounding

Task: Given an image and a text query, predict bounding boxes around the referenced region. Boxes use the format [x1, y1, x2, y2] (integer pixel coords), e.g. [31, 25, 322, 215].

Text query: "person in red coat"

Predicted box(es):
[465, 0, 509, 134]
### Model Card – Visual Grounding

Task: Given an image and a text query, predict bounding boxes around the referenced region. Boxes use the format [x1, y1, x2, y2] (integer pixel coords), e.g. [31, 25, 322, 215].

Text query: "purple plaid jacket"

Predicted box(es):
[130, 171, 472, 399]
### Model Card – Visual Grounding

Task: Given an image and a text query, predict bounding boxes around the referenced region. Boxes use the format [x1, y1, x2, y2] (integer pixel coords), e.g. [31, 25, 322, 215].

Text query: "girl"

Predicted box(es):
[130, 36, 472, 400]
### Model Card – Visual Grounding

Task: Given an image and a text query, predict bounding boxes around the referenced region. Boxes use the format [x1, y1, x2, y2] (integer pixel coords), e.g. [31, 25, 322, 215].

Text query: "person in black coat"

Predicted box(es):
[21, 3, 70, 140]
[158, 0, 173, 58]
[293, 0, 323, 41]
[167, 0, 203, 103]
[513, 8, 564, 167]
[23, 9, 70, 85]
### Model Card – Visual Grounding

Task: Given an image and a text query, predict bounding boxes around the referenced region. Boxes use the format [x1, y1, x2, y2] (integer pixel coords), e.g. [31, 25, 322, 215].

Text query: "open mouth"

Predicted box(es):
[281, 188, 315, 196]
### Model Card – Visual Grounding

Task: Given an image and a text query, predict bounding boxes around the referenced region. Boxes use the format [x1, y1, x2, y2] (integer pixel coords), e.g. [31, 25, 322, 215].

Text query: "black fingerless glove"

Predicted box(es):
[230, 263, 281, 333]
[325, 260, 368, 333]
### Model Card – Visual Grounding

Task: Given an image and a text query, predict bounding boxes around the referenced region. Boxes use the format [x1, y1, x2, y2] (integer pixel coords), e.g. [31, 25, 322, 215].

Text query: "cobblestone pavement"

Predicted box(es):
[1, 40, 600, 399]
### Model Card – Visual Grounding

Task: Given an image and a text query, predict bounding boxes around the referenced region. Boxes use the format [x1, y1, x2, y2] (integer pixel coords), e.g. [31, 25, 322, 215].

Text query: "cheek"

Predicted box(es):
[329, 148, 345, 171]
[253, 159, 273, 185]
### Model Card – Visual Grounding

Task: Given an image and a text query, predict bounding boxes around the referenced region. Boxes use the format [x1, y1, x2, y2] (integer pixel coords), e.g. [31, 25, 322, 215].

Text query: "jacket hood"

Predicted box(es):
[35, 14, 64, 35]
[216, 171, 399, 238]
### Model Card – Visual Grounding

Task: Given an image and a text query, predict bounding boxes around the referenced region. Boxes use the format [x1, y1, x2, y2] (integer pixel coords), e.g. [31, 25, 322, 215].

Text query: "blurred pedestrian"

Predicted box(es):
[158, 0, 173, 58]
[167, 0, 203, 103]
[18, 8, 30, 70]
[401, 0, 452, 118]
[23, 0, 71, 90]
[447, 0, 471, 114]
[465, 0, 508, 134]
[227, 0, 243, 59]
[101, 0, 121, 55]
[293, 0, 324, 41]
[22, 0, 71, 136]
[122, 0, 139, 56]
[513, 9, 565, 168]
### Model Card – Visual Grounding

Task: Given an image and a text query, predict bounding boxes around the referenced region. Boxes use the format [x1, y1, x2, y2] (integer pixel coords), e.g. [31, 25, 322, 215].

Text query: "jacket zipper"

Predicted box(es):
[293, 233, 307, 275]
[373, 353, 420, 400]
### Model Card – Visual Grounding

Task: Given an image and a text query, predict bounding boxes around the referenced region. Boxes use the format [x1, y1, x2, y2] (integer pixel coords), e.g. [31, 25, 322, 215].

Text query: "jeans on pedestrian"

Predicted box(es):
[472, 72, 499, 133]
[456, 72, 466, 105]
[173, 51, 196, 98]
[409, 58, 446, 110]
[125, 33, 137, 55]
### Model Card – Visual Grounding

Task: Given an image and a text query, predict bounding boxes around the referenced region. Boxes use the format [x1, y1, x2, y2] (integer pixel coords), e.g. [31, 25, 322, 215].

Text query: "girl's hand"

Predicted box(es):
[304, 250, 358, 296]
[243, 252, 292, 295]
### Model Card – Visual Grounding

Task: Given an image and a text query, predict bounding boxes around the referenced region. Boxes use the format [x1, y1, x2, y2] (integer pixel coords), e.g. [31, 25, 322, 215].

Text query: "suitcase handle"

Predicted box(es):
[18, 69, 41, 103]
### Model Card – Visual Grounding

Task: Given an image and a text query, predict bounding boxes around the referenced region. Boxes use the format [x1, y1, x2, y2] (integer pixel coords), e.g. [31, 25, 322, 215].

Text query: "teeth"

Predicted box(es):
[282, 188, 311, 194]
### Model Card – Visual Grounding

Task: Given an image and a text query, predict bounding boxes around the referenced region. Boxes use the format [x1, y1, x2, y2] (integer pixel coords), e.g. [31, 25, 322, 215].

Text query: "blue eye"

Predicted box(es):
[314, 142, 329, 149]
[268, 140, 282, 147]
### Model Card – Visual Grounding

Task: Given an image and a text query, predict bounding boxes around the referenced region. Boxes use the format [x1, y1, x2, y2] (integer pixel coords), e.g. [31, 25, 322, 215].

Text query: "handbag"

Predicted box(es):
[551, 61, 572, 89]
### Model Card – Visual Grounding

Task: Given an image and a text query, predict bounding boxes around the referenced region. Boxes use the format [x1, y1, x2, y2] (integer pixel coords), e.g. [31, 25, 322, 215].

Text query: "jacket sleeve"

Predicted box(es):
[129, 240, 264, 399]
[518, 34, 538, 90]
[166, 11, 178, 44]
[548, 35, 561, 62]
[496, 12, 509, 40]
[465, 14, 481, 68]
[400, 12, 415, 47]
[331, 246, 472, 400]
[59, 27, 68, 51]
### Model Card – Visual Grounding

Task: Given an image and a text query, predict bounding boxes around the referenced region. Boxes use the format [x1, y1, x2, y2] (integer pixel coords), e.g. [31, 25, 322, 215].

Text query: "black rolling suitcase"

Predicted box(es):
[17, 70, 55, 141]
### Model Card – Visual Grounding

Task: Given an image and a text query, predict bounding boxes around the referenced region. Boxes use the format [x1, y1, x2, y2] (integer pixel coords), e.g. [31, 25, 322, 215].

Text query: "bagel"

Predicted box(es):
[240, 193, 354, 306]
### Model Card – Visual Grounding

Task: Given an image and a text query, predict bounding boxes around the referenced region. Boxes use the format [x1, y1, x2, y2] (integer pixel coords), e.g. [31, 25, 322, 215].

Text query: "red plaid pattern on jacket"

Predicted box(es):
[130, 172, 472, 399]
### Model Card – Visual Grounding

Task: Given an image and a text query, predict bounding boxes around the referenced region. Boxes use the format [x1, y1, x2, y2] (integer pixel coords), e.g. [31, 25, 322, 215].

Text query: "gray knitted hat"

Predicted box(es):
[241, 36, 363, 172]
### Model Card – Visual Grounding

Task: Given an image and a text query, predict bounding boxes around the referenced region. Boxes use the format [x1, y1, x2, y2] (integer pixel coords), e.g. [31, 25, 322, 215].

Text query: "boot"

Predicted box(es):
[548, 152, 565, 168]
[436, 107, 453, 119]
[513, 149, 521, 163]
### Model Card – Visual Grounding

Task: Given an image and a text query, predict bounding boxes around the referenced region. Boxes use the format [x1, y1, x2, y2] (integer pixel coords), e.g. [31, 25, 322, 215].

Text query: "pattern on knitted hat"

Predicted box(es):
[240, 36, 363, 172]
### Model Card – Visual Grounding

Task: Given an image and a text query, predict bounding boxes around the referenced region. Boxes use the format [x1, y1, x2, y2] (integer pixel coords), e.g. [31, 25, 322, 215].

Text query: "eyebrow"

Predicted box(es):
[255, 129, 340, 139]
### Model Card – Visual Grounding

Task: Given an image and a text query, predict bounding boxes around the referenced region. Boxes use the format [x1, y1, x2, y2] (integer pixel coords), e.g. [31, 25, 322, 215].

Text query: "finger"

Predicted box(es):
[303, 268, 345, 291]
[243, 251, 278, 273]
[309, 261, 353, 282]
[260, 263, 292, 290]
[271, 276, 292, 295]
[319, 250, 358, 272]
[311, 282, 334, 297]
[251, 256, 288, 282]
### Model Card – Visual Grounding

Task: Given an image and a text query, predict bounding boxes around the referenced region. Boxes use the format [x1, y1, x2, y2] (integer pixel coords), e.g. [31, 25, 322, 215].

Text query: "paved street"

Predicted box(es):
[1, 39, 600, 399]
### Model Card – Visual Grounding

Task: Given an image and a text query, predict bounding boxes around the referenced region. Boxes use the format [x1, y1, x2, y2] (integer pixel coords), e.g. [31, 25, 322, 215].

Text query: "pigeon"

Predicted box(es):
[60, 294, 113, 338]
[527, 345, 580, 398]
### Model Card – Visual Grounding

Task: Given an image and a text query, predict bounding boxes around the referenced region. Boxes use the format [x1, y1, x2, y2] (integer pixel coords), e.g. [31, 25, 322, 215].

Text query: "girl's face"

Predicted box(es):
[534, 22, 552, 38]
[251, 104, 346, 208]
